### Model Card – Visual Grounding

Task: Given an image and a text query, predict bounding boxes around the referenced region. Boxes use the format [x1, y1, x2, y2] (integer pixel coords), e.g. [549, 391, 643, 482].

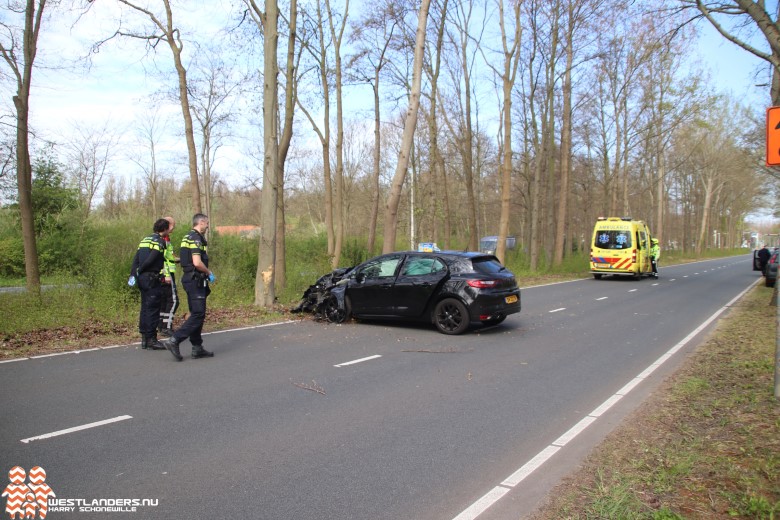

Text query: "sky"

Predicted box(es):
[2, 1, 775, 202]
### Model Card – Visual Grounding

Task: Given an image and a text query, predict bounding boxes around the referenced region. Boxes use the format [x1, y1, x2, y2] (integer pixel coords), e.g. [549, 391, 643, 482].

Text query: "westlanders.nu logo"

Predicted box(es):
[1, 466, 55, 519]
[2, 467, 159, 517]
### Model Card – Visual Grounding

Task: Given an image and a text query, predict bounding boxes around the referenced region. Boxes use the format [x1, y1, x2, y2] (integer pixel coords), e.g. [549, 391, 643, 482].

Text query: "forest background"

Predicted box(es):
[1, 0, 779, 335]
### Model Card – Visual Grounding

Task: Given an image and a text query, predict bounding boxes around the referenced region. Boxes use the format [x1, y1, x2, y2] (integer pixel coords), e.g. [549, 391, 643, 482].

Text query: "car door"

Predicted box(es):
[392, 255, 448, 317]
[347, 254, 404, 316]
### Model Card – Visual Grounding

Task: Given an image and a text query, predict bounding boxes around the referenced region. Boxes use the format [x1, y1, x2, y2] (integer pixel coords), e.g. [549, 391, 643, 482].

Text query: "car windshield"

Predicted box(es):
[594, 230, 632, 250]
[471, 257, 505, 274]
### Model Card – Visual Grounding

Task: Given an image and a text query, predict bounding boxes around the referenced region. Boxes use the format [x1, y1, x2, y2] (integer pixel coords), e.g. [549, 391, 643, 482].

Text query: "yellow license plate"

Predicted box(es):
[505, 295, 518, 304]
[595, 263, 610, 268]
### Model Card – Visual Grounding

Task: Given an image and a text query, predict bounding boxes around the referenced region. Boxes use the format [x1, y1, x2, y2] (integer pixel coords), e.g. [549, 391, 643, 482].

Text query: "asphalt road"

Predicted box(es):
[0, 255, 759, 520]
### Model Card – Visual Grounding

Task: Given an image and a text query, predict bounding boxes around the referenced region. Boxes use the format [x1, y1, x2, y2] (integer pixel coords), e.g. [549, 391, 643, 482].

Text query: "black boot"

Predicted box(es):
[146, 334, 165, 351]
[141, 336, 149, 350]
[161, 338, 183, 361]
[158, 328, 173, 338]
[191, 344, 214, 359]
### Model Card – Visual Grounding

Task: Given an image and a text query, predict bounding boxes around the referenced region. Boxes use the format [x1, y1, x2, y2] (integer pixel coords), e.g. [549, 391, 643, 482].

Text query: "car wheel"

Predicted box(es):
[323, 295, 348, 323]
[433, 298, 470, 335]
[593, 274, 602, 279]
[481, 315, 506, 327]
[767, 277, 776, 288]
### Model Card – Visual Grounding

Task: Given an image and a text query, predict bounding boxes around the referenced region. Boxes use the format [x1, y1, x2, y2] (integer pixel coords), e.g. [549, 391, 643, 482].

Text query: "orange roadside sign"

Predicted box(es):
[767, 106, 780, 166]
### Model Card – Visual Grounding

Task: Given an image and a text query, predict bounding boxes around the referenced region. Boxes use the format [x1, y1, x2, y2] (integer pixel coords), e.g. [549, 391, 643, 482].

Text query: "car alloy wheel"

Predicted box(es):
[434, 298, 469, 335]
[323, 295, 347, 323]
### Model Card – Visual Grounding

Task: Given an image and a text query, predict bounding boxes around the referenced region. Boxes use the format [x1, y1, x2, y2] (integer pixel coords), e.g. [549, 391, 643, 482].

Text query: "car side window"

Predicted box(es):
[402, 257, 446, 276]
[360, 256, 401, 279]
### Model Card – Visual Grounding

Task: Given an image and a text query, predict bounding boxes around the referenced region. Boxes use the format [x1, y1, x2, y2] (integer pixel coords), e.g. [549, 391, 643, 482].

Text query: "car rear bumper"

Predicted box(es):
[469, 291, 521, 320]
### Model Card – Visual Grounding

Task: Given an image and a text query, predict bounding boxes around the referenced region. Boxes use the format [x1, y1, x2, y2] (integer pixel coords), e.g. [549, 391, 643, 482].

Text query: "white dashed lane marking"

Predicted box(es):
[20, 415, 133, 444]
[334, 355, 382, 368]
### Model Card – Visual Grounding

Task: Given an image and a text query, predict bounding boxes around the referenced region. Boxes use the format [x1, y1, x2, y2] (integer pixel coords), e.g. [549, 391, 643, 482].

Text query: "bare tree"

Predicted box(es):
[64, 120, 121, 223]
[130, 108, 168, 217]
[382, 0, 431, 253]
[297, 0, 336, 260]
[675, 0, 780, 105]
[348, 0, 399, 255]
[189, 52, 239, 224]
[96, 0, 203, 213]
[0, 0, 49, 295]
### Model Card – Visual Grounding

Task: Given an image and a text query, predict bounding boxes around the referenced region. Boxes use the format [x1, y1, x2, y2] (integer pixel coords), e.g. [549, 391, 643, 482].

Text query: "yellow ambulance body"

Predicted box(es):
[590, 217, 653, 279]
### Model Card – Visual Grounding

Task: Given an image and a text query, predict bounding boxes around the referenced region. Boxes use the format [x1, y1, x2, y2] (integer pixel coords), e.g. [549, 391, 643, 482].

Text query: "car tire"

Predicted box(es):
[593, 274, 602, 279]
[433, 298, 470, 335]
[323, 295, 348, 323]
[767, 277, 776, 288]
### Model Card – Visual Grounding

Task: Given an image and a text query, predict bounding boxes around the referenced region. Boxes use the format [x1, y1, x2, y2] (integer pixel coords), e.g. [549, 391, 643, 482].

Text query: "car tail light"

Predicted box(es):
[468, 279, 497, 288]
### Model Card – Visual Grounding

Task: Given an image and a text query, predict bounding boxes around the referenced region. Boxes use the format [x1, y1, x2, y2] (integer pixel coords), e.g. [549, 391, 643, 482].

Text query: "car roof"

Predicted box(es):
[395, 250, 497, 260]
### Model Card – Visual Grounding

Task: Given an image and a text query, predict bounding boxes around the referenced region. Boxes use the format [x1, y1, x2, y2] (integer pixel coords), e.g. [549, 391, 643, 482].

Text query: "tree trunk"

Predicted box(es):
[255, 0, 279, 307]
[496, 0, 521, 264]
[381, 0, 431, 253]
[326, 0, 349, 268]
[10, 0, 45, 296]
[275, 0, 298, 293]
[162, 0, 202, 213]
[554, 6, 573, 266]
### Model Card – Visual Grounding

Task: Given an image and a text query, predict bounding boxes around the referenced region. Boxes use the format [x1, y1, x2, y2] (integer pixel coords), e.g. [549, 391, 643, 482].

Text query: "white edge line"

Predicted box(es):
[500, 446, 561, 487]
[452, 278, 758, 520]
[20, 415, 133, 443]
[30, 352, 72, 359]
[549, 308, 566, 313]
[595, 297, 608, 301]
[334, 354, 382, 368]
[0, 357, 28, 364]
[552, 416, 597, 447]
[452, 486, 512, 520]
[2, 320, 298, 363]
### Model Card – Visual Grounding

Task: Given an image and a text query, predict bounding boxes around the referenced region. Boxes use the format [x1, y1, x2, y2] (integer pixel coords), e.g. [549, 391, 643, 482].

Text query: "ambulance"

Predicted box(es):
[590, 217, 653, 279]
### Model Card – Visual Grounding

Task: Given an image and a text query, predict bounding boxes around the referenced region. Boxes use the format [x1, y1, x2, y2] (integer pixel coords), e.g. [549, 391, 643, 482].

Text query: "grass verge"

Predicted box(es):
[530, 284, 780, 520]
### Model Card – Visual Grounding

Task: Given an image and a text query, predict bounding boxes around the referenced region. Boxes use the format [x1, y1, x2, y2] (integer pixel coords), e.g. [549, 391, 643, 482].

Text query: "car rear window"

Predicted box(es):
[594, 230, 632, 249]
[470, 257, 505, 274]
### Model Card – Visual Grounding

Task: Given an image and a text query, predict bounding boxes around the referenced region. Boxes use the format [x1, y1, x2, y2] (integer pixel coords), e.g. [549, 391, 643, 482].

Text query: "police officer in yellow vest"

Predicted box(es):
[130, 218, 170, 350]
[650, 238, 660, 278]
[158, 216, 180, 337]
[162, 213, 214, 361]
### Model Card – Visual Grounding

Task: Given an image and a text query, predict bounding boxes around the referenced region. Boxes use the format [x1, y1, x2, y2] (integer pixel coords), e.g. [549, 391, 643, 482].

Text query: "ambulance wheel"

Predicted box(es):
[593, 274, 602, 279]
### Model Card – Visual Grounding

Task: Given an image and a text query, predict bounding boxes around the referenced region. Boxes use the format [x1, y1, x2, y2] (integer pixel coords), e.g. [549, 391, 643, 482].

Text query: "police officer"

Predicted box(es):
[130, 218, 170, 350]
[162, 213, 214, 361]
[158, 216, 180, 337]
[650, 237, 661, 278]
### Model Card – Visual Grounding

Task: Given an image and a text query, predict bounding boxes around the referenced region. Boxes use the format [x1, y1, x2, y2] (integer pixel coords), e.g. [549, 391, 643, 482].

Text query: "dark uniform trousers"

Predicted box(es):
[138, 272, 163, 335]
[159, 273, 179, 331]
[173, 272, 210, 346]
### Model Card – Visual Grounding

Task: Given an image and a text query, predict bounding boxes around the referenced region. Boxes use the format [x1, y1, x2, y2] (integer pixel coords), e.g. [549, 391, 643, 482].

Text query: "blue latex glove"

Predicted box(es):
[128, 275, 136, 287]
[208, 272, 215, 284]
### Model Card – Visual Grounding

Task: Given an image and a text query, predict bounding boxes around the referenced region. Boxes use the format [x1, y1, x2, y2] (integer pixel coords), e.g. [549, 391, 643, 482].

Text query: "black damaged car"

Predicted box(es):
[325, 251, 521, 335]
